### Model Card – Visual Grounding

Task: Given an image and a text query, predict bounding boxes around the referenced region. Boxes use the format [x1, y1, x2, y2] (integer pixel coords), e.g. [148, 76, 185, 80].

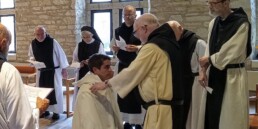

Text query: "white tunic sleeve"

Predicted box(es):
[53, 39, 69, 68]
[28, 44, 35, 60]
[209, 22, 249, 70]
[0, 62, 36, 129]
[72, 44, 79, 62]
[98, 43, 106, 55]
[191, 39, 207, 73]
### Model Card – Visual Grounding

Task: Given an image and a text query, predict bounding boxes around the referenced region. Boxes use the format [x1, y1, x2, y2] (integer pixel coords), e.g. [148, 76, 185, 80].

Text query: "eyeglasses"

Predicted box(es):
[133, 27, 140, 36]
[133, 25, 148, 36]
[123, 14, 135, 18]
[206, 0, 225, 6]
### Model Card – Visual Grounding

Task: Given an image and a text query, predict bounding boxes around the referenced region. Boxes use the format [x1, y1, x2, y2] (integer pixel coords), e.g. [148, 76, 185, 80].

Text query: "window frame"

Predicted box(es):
[119, 0, 143, 2]
[90, 0, 112, 4]
[0, 14, 16, 53]
[119, 8, 143, 26]
[0, 0, 15, 55]
[91, 9, 113, 53]
[0, 0, 15, 9]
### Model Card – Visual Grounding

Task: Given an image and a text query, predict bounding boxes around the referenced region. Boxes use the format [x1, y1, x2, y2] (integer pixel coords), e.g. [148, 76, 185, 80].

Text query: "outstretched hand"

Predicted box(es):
[90, 82, 107, 94]
[125, 44, 139, 52]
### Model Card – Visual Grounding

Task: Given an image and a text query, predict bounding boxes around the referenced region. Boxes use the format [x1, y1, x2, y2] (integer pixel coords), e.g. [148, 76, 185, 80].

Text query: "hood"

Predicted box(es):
[73, 72, 102, 88]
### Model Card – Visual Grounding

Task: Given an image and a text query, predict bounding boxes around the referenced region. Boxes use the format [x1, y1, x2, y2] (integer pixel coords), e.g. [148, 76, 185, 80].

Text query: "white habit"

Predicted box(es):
[186, 39, 207, 129]
[72, 72, 123, 129]
[28, 39, 69, 113]
[0, 62, 37, 129]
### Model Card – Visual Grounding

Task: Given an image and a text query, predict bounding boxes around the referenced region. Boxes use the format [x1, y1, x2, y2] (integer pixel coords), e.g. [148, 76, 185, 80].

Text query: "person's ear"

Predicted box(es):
[92, 67, 99, 74]
[0, 38, 7, 52]
[0, 38, 7, 47]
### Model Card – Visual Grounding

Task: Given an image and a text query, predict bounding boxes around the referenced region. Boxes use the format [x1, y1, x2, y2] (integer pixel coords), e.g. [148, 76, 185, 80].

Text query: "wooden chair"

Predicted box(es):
[63, 77, 75, 118]
[62, 67, 77, 118]
[250, 84, 258, 129]
[15, 65, 36, 85]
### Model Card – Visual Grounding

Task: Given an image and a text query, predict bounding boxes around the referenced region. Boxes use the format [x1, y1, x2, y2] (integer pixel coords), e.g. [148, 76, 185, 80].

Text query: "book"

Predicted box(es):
[115, 36, 127, 51]
[24, 84, 53, 108]
[26, 60, 46, 69]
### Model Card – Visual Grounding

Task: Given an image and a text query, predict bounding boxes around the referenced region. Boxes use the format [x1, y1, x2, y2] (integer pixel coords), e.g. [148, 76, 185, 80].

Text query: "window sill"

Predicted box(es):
[7, 53, 16, 61]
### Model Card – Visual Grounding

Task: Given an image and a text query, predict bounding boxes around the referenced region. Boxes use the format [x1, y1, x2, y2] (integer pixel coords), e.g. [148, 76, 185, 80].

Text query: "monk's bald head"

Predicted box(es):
[166, 20, 183, 41]
[134, 13, 160, 43]
[0, 23, 11, 57]
[135, 13, 160, 29]
[34, 25, 47, 42]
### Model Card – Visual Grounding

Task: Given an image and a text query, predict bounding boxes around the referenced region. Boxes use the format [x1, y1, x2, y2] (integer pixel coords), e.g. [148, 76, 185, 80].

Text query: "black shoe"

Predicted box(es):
[52, 113, 60, 120]
[134, 124, 142, 129]
[124, 122, 132, 129]
[40, 111, 50, 118]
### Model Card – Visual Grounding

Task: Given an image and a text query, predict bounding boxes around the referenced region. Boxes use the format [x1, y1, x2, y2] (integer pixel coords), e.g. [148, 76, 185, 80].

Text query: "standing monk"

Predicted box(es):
[28, 26, 69, 120]
[112, 5, 143, 129]
[199, 0, 251, 129]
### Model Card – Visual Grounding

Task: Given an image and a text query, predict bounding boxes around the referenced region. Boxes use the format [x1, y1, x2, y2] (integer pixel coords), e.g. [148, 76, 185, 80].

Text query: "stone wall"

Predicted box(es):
[15, 0, 79, 62]
[13, 0, 251, 63]
[150, 0, 251, 40]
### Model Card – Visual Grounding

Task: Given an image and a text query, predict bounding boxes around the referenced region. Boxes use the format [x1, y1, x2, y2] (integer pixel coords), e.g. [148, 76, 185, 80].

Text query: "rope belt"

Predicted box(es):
[193, 72, 199, 76]
[142, 99, 184, 110]
[225, 63, 245, 69]
[38, 66, 60, 71]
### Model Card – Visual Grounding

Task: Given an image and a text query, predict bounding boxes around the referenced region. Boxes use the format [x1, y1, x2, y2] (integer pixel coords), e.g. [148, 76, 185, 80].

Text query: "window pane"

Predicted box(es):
[0, 0, 14, 9]
[91, 0, 111, 2]
[121, 10, 143, 23]
[1, 16, 15, 52]
[93, 12, 111, 51]
[119, 0, 142, 1]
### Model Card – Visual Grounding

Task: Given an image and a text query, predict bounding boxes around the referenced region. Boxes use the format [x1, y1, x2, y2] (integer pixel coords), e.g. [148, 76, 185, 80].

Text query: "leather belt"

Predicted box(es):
[38, 66, 60, 71]
[143, 99, 184, 110]
[225, 63, 245, 69]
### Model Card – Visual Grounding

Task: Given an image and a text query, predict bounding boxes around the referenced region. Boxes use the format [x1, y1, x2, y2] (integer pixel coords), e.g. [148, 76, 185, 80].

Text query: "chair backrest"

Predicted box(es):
[15, 65, 36, 73]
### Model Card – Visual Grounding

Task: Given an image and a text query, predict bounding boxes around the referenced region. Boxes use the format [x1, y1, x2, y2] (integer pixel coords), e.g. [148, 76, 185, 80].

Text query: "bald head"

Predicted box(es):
[123, 5, 137, 26]
[34, 26, 47, 42]
[166, 20, 183, 41]
[133, 13, 160, 43]
[123, 5, 136, 13]
[0, 23, 11, 57]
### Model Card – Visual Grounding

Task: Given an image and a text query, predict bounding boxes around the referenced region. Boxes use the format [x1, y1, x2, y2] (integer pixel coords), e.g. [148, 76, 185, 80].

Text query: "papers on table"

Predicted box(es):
[26, 60, 46, 69]
[115, 36, 127, 51]
[24, 84, 53, 108]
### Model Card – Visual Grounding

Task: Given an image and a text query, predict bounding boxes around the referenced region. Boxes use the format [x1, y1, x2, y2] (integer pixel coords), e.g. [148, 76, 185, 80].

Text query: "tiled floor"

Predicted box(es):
[39, 113, 73, 129]
[39, 93, 74, 129]
[40, 92, 256, 129]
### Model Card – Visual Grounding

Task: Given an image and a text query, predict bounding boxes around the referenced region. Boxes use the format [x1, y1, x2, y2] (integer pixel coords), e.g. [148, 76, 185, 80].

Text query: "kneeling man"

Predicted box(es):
[72, 54, 122, 129]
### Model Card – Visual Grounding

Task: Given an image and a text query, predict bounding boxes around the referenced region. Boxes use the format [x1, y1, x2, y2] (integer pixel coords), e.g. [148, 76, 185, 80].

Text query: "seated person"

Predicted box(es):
[72, 54, 122, 129]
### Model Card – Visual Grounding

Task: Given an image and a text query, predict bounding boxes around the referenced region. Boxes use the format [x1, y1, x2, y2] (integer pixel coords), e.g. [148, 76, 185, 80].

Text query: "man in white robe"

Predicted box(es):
[72, 54, 122, 129]
[0, 23, 48, 129]
[28, 26, 69, 120]
[199, 1, 251, 129]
